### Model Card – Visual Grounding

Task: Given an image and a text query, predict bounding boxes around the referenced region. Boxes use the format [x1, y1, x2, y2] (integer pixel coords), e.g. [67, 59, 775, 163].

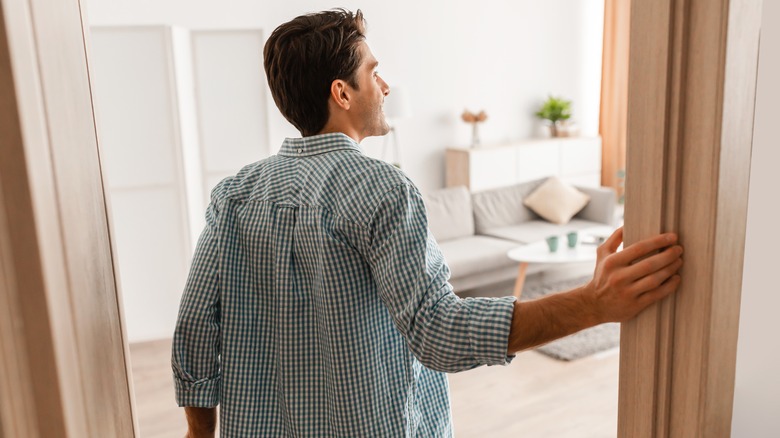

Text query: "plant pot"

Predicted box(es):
[547, 120, 572, 138]
[545, 121, 565, 138]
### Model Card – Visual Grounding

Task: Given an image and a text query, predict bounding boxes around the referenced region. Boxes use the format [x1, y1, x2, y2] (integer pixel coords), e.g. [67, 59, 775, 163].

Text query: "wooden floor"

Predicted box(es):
[449, 348, 619, 437]
[131, 272, 619, 437]
[129, 339, 619, 437]
[129, 339, 188, 438]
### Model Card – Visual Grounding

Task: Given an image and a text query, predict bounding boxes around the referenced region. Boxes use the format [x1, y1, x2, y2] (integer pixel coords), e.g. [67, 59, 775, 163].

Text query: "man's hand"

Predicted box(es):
[506, 227, 683, 355]
[586, 227, 683, 323]
[184, 407, 217, 438]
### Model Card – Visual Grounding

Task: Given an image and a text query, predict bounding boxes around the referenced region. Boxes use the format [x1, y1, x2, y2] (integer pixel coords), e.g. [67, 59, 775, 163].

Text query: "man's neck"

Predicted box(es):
[316, 123, 362, 143]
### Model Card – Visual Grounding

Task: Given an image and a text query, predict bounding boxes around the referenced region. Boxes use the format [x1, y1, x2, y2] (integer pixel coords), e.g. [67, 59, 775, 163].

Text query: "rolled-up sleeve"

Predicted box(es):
[171, 198, 222, 407]
[367, 183, 517, 373]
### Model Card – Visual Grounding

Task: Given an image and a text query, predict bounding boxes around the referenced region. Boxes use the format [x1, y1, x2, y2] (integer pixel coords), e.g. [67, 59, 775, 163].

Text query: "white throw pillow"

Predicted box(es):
[522, 177, 591, 225]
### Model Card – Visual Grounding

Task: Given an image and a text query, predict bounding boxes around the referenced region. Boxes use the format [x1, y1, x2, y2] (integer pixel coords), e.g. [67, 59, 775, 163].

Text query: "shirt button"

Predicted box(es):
[297, 148, 302, 153]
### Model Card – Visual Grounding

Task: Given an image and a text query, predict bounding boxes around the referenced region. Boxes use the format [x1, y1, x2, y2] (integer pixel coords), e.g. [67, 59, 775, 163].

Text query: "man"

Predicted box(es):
[172, 9, 683, 437]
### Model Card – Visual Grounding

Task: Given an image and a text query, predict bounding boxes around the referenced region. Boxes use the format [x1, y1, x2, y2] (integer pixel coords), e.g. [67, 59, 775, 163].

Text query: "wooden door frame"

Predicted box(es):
[0, 0, 137, 435]
[0, 0, 762, 436]
[618, 0, 761, 436]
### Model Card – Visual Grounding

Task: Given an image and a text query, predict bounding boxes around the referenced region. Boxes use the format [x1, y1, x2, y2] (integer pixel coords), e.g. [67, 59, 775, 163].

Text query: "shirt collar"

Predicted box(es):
[278, 132, 363, 157]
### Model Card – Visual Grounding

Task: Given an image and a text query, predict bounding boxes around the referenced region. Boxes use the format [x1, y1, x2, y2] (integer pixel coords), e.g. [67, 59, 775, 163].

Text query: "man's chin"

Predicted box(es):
[365, 123, 391, 138]
[378, 120, 391, 136]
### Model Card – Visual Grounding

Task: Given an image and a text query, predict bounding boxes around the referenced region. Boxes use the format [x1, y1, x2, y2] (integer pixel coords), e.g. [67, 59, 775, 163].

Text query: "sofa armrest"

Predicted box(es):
[574, 186, 617, 226]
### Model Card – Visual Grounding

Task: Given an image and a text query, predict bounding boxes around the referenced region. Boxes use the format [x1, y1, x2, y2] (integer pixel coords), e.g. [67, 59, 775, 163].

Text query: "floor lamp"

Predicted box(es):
[382, 86, 411, 168]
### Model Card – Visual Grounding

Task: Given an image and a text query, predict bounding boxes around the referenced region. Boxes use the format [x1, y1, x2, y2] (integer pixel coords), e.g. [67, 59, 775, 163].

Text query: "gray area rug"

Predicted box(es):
[519, 275, 620, 361]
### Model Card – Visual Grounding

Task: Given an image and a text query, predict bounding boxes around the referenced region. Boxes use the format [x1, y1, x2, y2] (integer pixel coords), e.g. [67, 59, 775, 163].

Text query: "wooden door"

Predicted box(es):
[618, 0, 762, 436]
[0, 0, 137, 435]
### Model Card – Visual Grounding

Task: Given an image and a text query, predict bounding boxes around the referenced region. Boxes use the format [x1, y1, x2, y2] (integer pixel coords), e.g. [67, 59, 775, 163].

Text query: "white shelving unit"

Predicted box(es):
[445, 137, 602, 192]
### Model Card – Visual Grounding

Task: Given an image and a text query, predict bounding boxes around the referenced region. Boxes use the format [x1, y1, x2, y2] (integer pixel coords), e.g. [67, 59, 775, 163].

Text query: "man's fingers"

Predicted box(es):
[612, 232, 678, 266]
[599, 226, 624, 256]
[637, 275, 681, 308]
[627, 258, 683, 295]
[621, 245, 683, 283]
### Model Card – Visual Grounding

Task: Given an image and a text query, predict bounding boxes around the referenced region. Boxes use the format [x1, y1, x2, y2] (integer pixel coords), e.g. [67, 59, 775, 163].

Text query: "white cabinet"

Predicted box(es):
[560, 137, 602, 176]
[516, 141, 560, 183]
[446, 137, 602, 191]
[468, 147, 518, 189]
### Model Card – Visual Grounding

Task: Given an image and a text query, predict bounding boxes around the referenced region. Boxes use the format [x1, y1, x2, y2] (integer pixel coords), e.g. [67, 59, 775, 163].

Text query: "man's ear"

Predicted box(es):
[329, 79, 351, 111]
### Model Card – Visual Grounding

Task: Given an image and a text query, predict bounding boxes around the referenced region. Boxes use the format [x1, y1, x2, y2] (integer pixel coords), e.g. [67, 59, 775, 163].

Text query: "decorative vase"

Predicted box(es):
[462, 110, 487, 148]
[471, 122, 481, 147]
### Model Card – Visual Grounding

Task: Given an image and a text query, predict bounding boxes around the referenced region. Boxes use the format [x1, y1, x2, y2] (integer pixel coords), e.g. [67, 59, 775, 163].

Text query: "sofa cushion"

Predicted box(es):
[438, 235, 519, 279]
[423, 186, 474, 242]
[471, 178, 547, 234]
[523, 176, 590, 225]
[480, 219, 611, 244]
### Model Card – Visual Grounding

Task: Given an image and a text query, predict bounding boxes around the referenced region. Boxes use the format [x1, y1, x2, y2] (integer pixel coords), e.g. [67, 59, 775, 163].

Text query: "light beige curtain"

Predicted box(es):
[599, 0, 630, 199]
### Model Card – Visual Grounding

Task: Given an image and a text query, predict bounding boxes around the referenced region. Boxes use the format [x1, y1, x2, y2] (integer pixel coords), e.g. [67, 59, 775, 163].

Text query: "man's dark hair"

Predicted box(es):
[264, 9, 367, 137]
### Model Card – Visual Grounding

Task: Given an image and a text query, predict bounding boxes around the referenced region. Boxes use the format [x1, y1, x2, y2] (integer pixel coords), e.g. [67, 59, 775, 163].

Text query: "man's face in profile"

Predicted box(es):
[346, 41, 391, 139]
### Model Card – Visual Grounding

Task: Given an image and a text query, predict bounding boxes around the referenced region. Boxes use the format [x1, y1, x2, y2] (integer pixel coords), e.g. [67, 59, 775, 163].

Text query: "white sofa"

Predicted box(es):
[423, 177, 617, 292]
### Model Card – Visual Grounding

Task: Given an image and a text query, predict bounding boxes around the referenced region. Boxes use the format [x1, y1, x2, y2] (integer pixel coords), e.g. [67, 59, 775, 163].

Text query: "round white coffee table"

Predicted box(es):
[507, 236, 600, 299]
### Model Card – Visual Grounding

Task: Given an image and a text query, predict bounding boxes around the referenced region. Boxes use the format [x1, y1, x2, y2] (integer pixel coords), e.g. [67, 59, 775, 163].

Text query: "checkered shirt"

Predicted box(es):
[172, 133, 517, 437]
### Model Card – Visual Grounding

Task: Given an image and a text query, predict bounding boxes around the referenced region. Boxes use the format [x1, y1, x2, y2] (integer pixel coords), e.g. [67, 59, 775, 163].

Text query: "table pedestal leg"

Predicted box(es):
[513, 262, 529, 299]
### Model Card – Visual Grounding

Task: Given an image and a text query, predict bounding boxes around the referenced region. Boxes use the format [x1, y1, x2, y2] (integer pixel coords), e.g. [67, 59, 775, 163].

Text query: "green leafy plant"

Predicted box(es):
[535, 95, 572, 137]
[535, 95, 572, 123]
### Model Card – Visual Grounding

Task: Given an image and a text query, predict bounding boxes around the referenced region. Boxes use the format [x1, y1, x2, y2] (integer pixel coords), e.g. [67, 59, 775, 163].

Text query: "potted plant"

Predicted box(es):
[535, 95, 572, 137]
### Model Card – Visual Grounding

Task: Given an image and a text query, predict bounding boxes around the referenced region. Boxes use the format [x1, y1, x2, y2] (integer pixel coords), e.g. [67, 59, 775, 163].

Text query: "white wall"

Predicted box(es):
[731, 2, 780, 436]
[83, 0, 604, 193]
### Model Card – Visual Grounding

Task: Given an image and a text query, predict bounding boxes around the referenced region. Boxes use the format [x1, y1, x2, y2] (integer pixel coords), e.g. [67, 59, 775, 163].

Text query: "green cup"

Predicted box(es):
[567, 231, 578, 248]
[546, 235, 559, 252]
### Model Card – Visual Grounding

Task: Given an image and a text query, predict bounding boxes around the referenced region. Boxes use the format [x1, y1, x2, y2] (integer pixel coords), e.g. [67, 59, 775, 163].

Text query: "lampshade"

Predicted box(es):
[383, 86, 412, 120]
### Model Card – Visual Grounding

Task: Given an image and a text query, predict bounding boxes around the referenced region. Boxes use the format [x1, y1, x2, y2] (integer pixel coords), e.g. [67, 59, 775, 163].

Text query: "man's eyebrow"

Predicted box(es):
[368, 60, 379, 69]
